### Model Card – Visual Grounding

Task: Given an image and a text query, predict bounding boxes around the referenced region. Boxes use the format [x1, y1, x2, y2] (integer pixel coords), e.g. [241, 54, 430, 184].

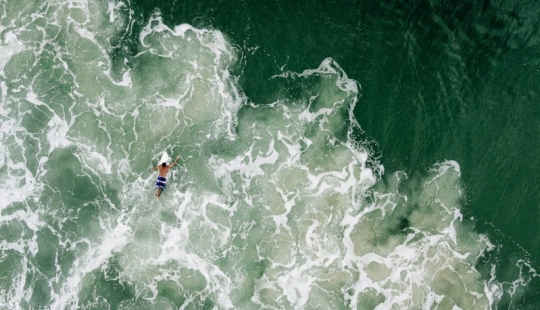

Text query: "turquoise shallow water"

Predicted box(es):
[1, 0, 540, 308]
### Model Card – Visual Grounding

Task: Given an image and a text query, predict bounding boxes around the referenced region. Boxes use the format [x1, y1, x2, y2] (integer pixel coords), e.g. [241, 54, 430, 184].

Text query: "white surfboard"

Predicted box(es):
[160, 151, 170, 165]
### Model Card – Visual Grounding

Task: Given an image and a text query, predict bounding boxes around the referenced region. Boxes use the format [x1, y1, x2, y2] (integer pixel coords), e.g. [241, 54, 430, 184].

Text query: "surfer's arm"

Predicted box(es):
[150, 165, 158, 170]
[169, 155, 181, 168]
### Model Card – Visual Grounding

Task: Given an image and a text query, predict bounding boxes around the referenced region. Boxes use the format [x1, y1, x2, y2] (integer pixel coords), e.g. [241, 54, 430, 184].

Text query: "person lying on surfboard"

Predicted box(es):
[151, 155, 180, 201]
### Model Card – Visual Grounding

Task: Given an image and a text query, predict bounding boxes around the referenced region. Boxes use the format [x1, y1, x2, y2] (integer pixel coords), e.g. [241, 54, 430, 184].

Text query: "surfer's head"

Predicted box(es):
[162, 162, 167, 167]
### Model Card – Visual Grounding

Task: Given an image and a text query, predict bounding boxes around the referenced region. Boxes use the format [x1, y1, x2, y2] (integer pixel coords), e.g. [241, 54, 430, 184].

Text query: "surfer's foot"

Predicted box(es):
[156, 196, 160, 201]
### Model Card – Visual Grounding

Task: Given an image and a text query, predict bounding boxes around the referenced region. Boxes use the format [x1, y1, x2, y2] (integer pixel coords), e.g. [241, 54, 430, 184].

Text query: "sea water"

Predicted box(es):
[0, 0, 538, 309]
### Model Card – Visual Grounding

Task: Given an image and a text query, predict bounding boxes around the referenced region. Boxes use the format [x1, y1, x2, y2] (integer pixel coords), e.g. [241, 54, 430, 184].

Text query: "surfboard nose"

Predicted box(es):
[160, 151, 170, 164]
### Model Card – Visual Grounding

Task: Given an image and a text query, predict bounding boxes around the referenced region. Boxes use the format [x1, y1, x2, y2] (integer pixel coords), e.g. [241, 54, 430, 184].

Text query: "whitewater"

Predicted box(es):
[0, 0, 537, 309]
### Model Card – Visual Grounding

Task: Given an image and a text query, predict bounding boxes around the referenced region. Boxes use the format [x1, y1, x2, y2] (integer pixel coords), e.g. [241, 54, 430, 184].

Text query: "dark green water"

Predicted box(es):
[134, 0, 540, 260]
[1, 0, 540, 308]
[143, 0, 540, 288]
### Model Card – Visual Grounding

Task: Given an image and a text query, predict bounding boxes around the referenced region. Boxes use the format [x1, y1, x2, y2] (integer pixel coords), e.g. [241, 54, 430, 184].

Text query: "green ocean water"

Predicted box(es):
[135, 0, 540, 262]
[1, 0, 540, 309]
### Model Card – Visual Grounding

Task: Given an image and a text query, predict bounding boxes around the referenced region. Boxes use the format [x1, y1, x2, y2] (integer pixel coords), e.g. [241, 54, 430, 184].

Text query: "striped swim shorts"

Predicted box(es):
[156, 176, 167, 189]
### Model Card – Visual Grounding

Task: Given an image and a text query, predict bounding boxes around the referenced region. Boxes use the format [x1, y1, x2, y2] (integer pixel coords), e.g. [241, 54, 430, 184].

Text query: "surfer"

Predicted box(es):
[151, 155, 181, 201]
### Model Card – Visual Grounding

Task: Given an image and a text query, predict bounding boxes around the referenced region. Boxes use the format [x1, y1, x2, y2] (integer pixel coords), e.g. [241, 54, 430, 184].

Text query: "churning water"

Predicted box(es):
[1, 0, 539, 309]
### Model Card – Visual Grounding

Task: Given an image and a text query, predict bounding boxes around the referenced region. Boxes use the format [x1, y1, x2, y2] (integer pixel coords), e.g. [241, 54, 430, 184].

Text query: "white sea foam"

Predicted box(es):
[50, 219, 132, 309]
[0, 32, 24, 71]
[0, 0, 537, 309]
